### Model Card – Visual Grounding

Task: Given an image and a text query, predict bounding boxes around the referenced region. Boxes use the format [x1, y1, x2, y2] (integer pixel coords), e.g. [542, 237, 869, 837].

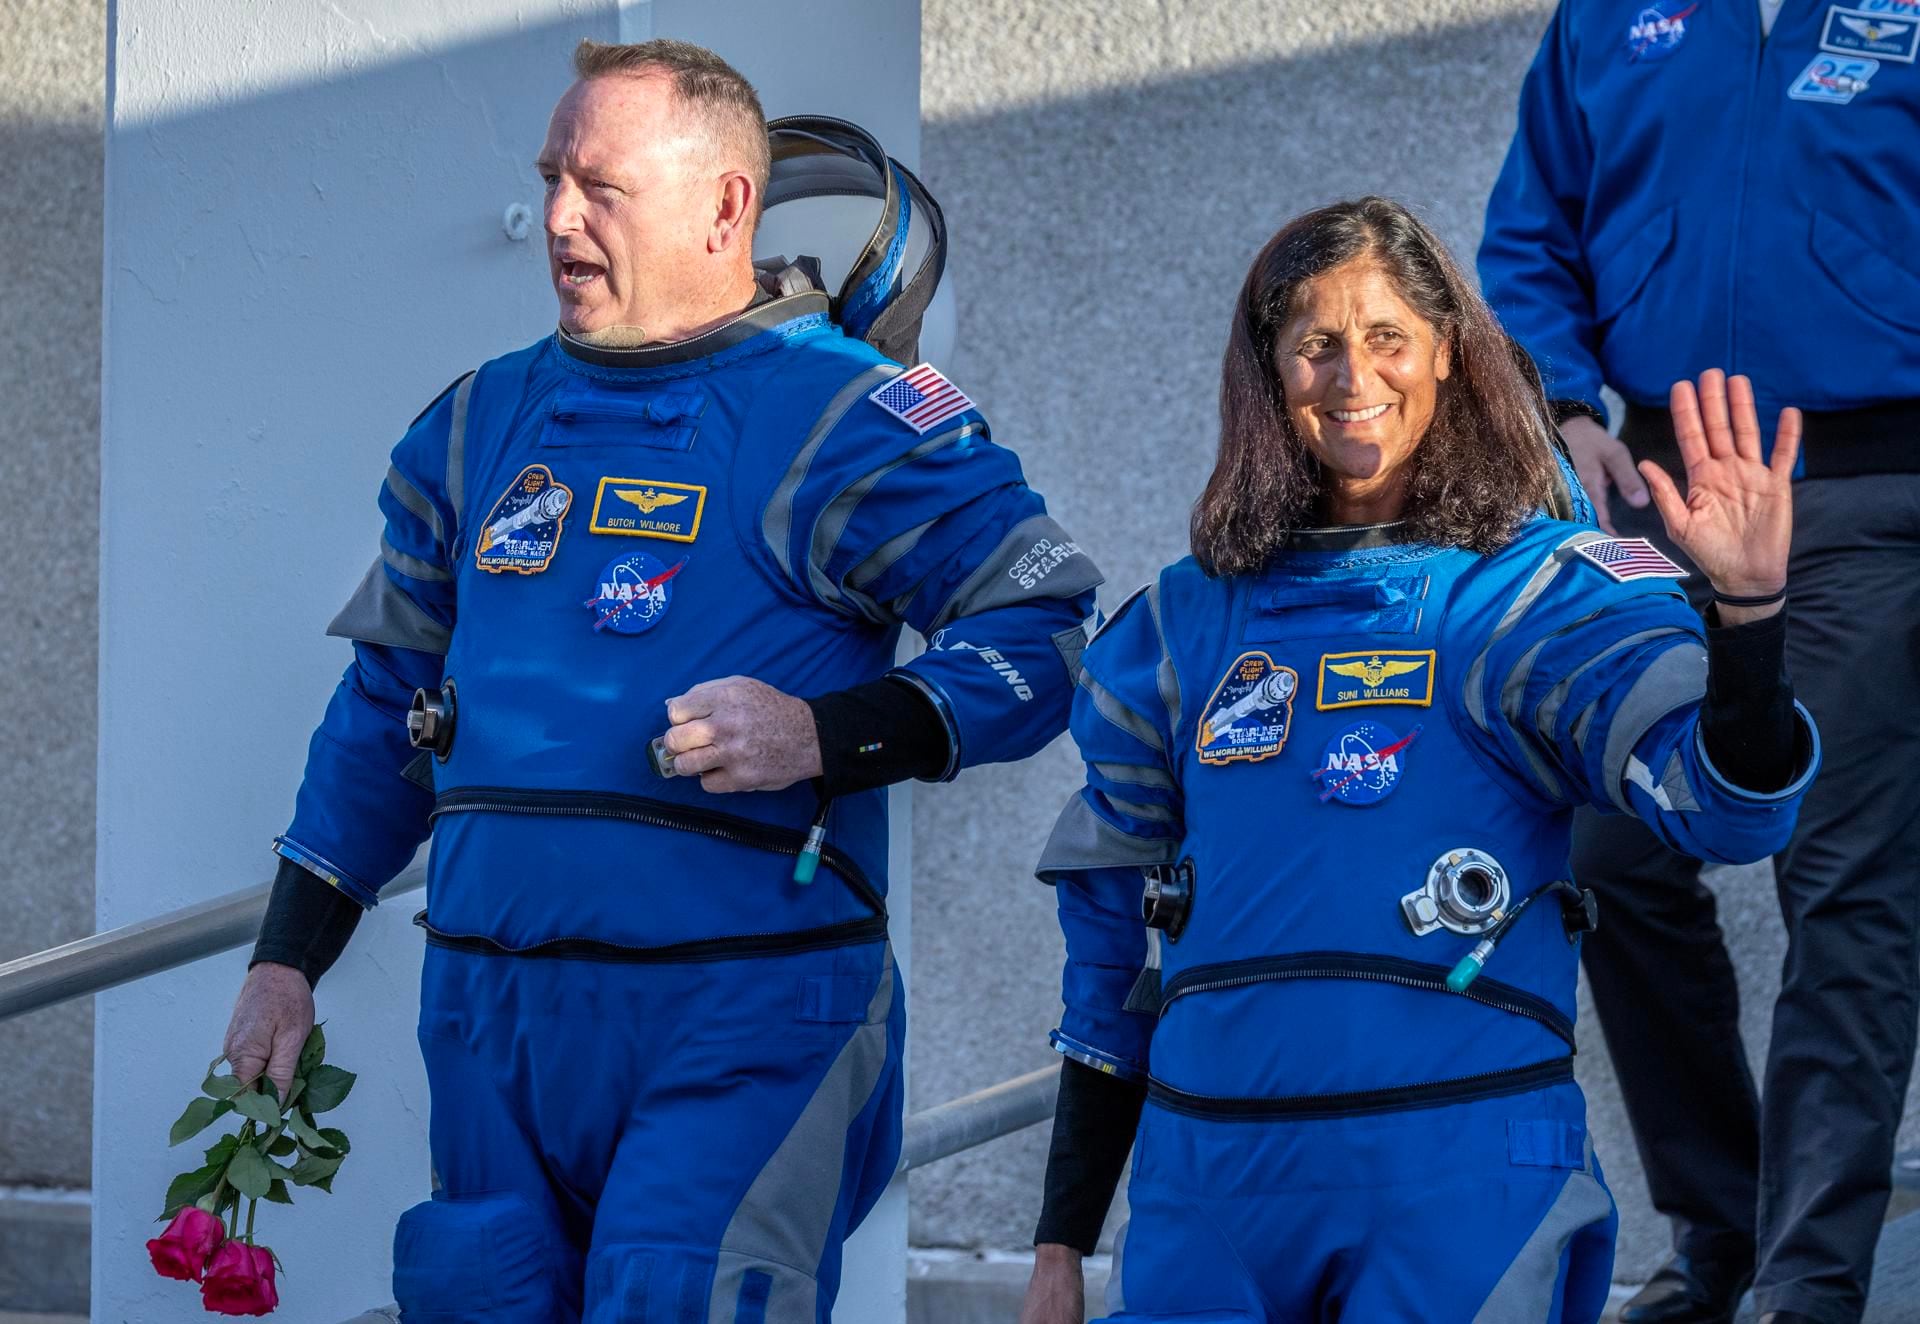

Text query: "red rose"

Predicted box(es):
[145, 1207, 225, 1282]
[199, 1240, 279, 1316]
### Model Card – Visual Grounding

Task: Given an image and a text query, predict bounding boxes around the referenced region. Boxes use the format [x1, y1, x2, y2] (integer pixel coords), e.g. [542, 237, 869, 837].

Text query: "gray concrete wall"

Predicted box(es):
[0, 0, 103, 1194]
[905, 0, 1920, 1288]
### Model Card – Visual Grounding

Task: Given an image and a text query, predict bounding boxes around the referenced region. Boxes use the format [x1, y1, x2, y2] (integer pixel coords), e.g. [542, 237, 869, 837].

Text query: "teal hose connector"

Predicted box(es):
[1447, 938, 1498, 993]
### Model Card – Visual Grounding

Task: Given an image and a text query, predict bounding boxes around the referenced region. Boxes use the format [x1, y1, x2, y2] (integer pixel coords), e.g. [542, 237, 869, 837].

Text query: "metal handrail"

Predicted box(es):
[1, 868, 1059, 1321]
[0, 866, 428, 1021]
[0, 871, 1060, 1165]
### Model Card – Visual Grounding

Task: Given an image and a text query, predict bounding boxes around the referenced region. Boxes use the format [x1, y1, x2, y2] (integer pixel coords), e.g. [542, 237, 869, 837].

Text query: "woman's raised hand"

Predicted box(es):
[1639, 370, 1799, 615]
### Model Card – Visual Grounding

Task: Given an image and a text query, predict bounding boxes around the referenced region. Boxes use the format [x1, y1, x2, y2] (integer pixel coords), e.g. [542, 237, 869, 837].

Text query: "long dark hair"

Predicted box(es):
[1192, 197, 1555, 576]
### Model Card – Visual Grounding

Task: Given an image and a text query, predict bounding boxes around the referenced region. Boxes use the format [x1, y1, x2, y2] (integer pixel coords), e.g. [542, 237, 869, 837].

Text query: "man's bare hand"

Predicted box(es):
[1019, 1243, 1087, 1324]
[662, 676, 822, 794]
[223, 962, 314, 1102]
[1561, 413, 1648, 535]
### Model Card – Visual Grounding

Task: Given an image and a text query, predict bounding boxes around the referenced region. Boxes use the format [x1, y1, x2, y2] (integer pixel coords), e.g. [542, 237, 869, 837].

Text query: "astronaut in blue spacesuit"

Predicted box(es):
[217, 39, 1100, 1322]
[1017, 197, 1817, 1324]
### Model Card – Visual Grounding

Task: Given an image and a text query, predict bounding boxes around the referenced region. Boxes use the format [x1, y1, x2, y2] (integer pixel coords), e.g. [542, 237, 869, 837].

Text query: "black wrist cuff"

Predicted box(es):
[1701, 604, 1796, 791]
[1034, 1058, 1148, 1255]
[250, 857, 364, 989]
[1711, 588, 1787, 608]
[806, 676, 951, 799]
[1550, 398, 1607, 427]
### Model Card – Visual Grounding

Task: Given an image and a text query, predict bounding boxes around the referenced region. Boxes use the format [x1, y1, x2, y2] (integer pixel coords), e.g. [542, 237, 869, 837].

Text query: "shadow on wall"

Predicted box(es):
[899, 4, 1775, 1291]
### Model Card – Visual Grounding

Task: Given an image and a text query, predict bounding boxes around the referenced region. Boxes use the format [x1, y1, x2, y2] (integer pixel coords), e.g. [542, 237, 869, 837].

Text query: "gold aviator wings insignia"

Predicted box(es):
[1329, 657, 1426, 687]
[616, 488, 691, 516]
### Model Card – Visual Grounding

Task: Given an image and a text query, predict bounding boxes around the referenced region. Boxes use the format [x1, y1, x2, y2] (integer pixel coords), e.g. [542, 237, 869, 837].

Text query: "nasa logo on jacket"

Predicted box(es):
[586, 550, 686, 635]
[1626, 0, 1698, 60]
[1314, 721, 1421, 805]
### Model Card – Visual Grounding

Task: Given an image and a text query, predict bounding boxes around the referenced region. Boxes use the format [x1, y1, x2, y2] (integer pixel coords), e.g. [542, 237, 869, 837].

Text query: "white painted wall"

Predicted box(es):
[94, 1, 919, 1318]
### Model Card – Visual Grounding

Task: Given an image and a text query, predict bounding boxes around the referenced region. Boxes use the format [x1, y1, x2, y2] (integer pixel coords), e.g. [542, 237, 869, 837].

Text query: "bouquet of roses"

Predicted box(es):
[145, 1024, 356, 1316]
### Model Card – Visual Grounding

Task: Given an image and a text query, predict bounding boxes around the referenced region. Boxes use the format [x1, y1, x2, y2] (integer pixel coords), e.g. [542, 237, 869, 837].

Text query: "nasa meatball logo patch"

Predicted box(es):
[1314, 721, 1422, 805]
[475, 464, 572, 574]
[1626, 1, 1697, 60]
[1196, 652, 1299, 766]
[586, 550, 686, 635]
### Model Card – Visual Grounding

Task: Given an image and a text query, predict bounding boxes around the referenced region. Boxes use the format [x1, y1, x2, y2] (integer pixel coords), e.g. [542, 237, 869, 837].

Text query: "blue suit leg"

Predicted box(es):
[582, 943, 902, 1324]
[396, 946, 587, 1322]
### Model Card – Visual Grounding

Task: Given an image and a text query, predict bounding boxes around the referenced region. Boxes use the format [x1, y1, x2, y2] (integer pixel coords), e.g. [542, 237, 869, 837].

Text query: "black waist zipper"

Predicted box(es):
[419, 786, 887, 963]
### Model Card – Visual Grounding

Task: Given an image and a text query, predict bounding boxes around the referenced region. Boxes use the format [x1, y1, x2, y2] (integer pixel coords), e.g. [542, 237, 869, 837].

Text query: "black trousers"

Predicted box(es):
[1573, 412, 1920, 1324]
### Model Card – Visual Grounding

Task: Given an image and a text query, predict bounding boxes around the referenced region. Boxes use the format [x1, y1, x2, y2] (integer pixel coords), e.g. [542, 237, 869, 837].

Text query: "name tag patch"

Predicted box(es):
[475, 464, 572, 575]
[1822, 5, 1919, 60]
[589, 477, 706, 543]
[1317, 650, 1437, 710]
[1197, 652, 1298, 766]
[1789, 52, 1882, 101]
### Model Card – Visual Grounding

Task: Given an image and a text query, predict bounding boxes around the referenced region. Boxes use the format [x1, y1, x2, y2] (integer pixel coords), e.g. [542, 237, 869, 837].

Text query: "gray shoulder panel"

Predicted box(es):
[326, 558, 452, 655]
[1035, 792, 1177, 884]
[763, 362, 902, 586]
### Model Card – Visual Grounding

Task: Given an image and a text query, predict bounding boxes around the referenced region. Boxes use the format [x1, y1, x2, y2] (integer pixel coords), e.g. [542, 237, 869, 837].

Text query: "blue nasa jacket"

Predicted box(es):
[1037, 520, 1817, 1105]
[1479, 0, 1920, 455]
[275, 279, 1100, 957]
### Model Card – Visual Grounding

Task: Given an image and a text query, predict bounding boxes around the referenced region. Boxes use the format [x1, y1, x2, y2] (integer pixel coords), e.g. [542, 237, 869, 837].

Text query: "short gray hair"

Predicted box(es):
[572, 39, 770, 215]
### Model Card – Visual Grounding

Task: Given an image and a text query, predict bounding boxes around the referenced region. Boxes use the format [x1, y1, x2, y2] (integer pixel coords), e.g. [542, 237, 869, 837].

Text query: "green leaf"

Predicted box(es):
[268, 1135, 297, 1158]
[313, 1173, 336, 1194]
[316, 1127, 351, 1158]
[169, 1096, 232, 1146]
[284, 1077, 305, 1109]
[202, 1071, 243, 1101]
[202, 1134, 240, 1170]
[297, 1024, 327, 1078]
[263, 1179, 294, 1206]
[162, 1161, 223, 1218]
[231, 1090, 284, 1126]
[302, 1065, 356, 1113]
[226, 1143, 273, 1199]
[260, 1076, 281, 1107]
[288, 1152, 344, 1187]
[286, 1112, 328, 1151]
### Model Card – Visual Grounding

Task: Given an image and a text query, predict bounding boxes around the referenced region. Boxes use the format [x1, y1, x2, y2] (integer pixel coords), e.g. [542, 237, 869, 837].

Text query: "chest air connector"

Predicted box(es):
[1401, 847, 1599, 993]
[1143, 859, 1196, 941]
[407, 680, 457, 762]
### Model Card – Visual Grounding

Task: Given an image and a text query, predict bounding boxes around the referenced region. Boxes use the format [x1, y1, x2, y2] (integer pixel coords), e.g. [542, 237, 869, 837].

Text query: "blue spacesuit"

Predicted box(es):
[1037, 517, 1818, 1323]
[274, 258, 1100, 1320]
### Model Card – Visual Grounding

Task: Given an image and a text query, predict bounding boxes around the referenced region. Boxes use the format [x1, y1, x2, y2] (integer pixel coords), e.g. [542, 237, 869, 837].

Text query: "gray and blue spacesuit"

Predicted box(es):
[269, 121, 1102, 1321]
[1038, 512, 1819, 1323]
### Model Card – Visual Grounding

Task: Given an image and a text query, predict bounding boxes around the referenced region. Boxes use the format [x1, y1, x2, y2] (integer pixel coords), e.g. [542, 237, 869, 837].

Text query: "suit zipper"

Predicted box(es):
[431, 786, 886, 916]
[420, 786, 888, 963]
[1158, 952, 1575, 1051]
[1146, 1055, 1574, 1120]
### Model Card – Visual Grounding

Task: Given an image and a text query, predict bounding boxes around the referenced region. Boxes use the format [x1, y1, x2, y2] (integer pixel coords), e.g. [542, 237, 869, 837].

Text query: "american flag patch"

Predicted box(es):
[868, 364, 975, 435]
[1574, 536, 1687, 582]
